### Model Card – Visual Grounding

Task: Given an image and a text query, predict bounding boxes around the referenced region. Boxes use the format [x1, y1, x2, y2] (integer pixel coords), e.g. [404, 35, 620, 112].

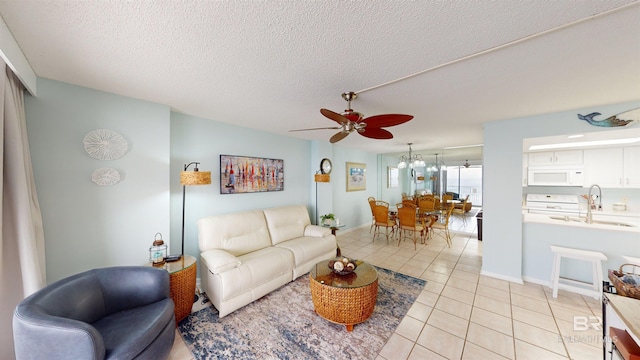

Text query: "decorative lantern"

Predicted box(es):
[149, 232, 167, 265]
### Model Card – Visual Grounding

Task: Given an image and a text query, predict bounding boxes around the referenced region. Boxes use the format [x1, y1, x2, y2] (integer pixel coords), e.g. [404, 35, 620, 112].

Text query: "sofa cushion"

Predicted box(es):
[304, 225, 331, 237]
[263, 205, 311, 245]
[198, 210, 272, 256]
[201, 249, 242, 274]
[93, 298, 174, 359]
[275, 235, 336, 267]
[213, 247, 294, 300]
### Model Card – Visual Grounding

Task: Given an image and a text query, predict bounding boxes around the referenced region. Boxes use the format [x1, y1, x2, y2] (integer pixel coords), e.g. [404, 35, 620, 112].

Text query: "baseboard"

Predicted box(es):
[480, 269, 524, 285]
[521, 275, 550, 288]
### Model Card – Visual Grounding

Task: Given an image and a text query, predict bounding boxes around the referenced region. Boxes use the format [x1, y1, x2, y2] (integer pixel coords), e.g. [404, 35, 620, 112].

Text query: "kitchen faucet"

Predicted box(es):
[586, 184, 602, 224]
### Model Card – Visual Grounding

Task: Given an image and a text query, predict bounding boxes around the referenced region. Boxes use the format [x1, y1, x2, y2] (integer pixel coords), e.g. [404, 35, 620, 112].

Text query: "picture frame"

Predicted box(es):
[388, 167, 398, 188]
[220, 154, 284, 194]
[346, 162, 366, 192]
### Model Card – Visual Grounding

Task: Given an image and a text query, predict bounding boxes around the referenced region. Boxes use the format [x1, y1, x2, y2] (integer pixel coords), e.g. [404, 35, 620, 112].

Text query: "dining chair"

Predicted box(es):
[368, 196, 376, 233]
[431, 203, 454, 247]
[452, 195, 470, 224]
[401, 198, 415, 206]
[418, 197, 436, 215]
[396, 202, 425, 250]
[372, 200, 396, 244]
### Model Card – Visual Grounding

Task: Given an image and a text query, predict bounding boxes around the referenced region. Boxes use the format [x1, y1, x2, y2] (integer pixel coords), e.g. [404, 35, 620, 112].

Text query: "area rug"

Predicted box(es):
[178, 266, 426, 359]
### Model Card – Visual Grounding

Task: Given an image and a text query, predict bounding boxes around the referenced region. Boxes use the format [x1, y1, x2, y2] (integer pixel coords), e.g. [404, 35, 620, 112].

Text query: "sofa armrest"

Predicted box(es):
[13, 305, 105, 359]
[304, 225, 331, 238]
[201, 249, 242, 274]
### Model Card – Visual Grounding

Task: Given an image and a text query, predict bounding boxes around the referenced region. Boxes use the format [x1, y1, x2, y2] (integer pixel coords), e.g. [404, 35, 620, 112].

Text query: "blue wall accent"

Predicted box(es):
[169, 112, 313, 258]
[24, 77, 639, 287]
[25, 78, 171, 282]
[482, 101, 640, 283]
[25, 78, 380, 283]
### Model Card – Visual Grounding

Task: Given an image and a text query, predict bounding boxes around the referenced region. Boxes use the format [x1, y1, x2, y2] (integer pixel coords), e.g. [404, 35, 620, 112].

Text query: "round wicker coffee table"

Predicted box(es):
[309, 259, 378, 332]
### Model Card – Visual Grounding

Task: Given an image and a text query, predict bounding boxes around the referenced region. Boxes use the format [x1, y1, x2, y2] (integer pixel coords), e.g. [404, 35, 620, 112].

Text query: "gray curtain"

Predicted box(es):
[0, 60, 46, 359]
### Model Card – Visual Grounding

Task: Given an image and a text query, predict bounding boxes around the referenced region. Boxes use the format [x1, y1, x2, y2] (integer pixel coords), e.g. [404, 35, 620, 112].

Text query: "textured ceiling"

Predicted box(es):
[0, 1, 638, 161]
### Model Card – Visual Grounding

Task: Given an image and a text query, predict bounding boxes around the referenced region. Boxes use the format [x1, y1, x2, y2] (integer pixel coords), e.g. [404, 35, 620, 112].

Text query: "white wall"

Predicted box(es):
[26, 78, 171, 282]
[482, 101, 640, 283]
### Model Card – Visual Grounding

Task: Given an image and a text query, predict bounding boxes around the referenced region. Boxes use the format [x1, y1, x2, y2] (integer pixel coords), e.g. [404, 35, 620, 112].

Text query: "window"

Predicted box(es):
[446, 165, 483, 206]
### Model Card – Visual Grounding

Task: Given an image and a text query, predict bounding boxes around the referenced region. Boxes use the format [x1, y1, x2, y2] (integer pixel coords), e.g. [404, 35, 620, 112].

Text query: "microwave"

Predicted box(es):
[527, 166, 584, 187]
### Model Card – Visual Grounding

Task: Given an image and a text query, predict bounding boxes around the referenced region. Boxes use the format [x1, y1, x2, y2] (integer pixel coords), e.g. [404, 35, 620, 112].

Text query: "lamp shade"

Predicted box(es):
[314, 174, 330, 182]
[180, 170, 211, 185]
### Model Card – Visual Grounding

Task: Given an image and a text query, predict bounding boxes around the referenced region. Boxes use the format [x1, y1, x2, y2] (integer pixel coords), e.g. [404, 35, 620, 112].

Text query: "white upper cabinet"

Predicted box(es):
[528, 150, 583, 166]
[583, 146, 640, 188]
[522, 153, 528, 187]
[623, 146, 640, 187]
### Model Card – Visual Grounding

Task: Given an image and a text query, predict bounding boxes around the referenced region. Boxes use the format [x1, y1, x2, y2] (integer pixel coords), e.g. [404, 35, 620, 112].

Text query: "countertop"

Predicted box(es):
[522, 212, 640, 233]
[606, 293, 640, 339]
[522, 206, 640, 219]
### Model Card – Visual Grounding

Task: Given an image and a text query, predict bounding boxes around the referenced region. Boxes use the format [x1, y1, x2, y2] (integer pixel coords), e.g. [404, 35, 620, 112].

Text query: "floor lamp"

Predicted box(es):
[314, 172, 330, 225]
[180, 162, 211, 258]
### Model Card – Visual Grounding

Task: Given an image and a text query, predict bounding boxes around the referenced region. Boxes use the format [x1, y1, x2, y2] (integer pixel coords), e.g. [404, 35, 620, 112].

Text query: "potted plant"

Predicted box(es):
[320, 213, 335, 226]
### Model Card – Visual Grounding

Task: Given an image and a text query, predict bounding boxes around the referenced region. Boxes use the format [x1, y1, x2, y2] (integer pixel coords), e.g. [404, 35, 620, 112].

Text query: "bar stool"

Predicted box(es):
[549, 245, 607, 299]
[622, 256, 640, 274]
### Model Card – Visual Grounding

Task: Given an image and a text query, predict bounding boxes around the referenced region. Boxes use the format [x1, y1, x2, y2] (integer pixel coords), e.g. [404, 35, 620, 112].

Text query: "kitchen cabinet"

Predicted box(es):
[522, 154, 528, 187]
[528, 150, 583, 166]
[584, 147, 640, 188]
[624, 146, 640, 188]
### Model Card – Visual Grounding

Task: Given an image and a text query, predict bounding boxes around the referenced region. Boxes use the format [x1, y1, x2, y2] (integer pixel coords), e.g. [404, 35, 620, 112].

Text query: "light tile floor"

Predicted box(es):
[169, 210, 603, 360]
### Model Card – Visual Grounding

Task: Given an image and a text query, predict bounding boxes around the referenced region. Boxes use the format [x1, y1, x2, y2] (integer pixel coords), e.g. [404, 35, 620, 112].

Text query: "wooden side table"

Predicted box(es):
[322, 223, 345, 256]
[149, 255, 197, 325]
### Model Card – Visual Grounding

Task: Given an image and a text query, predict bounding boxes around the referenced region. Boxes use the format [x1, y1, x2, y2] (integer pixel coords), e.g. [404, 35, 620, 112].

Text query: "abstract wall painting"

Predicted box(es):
[220, 154, 284, 194]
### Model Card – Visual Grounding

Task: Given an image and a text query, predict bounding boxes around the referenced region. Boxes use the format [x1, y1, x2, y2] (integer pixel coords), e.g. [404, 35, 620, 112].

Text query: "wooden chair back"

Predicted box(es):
[418, 197, 435, 213]
[397, 202, 417, 228]
[368, 196, 376, 215]
[373, 201, 390, 225]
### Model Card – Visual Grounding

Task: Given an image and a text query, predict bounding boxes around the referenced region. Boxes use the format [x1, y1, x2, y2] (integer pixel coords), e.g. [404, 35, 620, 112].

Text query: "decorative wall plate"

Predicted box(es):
[91, 168, 121, 186]
[83, 129, 128, 160]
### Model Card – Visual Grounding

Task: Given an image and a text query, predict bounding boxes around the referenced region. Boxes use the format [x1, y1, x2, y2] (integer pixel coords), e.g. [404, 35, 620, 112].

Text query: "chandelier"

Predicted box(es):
[397, 143, 425, 169]
[427, 153, 440, 172]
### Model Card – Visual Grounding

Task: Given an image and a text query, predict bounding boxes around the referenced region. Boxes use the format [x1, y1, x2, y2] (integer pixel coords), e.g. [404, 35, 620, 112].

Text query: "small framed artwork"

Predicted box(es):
[220, 154, 284, 194]
[388, 167, 399, 188]
[346, 162, 366, 192]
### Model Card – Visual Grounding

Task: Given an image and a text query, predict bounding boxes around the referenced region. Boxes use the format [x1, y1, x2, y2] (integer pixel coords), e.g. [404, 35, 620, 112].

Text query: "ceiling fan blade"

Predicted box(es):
[359, 127, 393, 140]
[321, 108, 349, 124]
[361, 114, 413, 128]
[330, 131, 349, 143]
[289, 126, 341, 132]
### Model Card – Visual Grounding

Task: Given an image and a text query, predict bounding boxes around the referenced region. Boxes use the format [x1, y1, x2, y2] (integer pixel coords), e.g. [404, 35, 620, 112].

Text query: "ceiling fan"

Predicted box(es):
[289, 91, 414, 143]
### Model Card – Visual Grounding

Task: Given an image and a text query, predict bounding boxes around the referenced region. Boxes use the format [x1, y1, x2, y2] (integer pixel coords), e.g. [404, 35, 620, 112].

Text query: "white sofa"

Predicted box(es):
[198, 205, 337, 317]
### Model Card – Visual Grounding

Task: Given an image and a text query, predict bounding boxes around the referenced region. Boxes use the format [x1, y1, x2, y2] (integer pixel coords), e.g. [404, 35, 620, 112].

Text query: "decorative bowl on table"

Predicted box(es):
[328, 257, 358, 275]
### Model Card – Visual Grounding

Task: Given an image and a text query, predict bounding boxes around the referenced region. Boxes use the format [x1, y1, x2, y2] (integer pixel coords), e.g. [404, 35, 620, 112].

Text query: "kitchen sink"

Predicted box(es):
[549, 216, 635, 227]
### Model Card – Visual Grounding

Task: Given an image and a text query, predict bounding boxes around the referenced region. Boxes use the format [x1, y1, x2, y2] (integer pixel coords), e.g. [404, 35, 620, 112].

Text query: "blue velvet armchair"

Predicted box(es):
[13, 266, 175, 360]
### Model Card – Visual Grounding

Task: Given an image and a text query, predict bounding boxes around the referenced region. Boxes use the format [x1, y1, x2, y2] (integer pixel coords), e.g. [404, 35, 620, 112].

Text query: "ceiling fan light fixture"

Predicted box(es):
[289, 91, 414, 143]
[398, 143, 424, 169]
